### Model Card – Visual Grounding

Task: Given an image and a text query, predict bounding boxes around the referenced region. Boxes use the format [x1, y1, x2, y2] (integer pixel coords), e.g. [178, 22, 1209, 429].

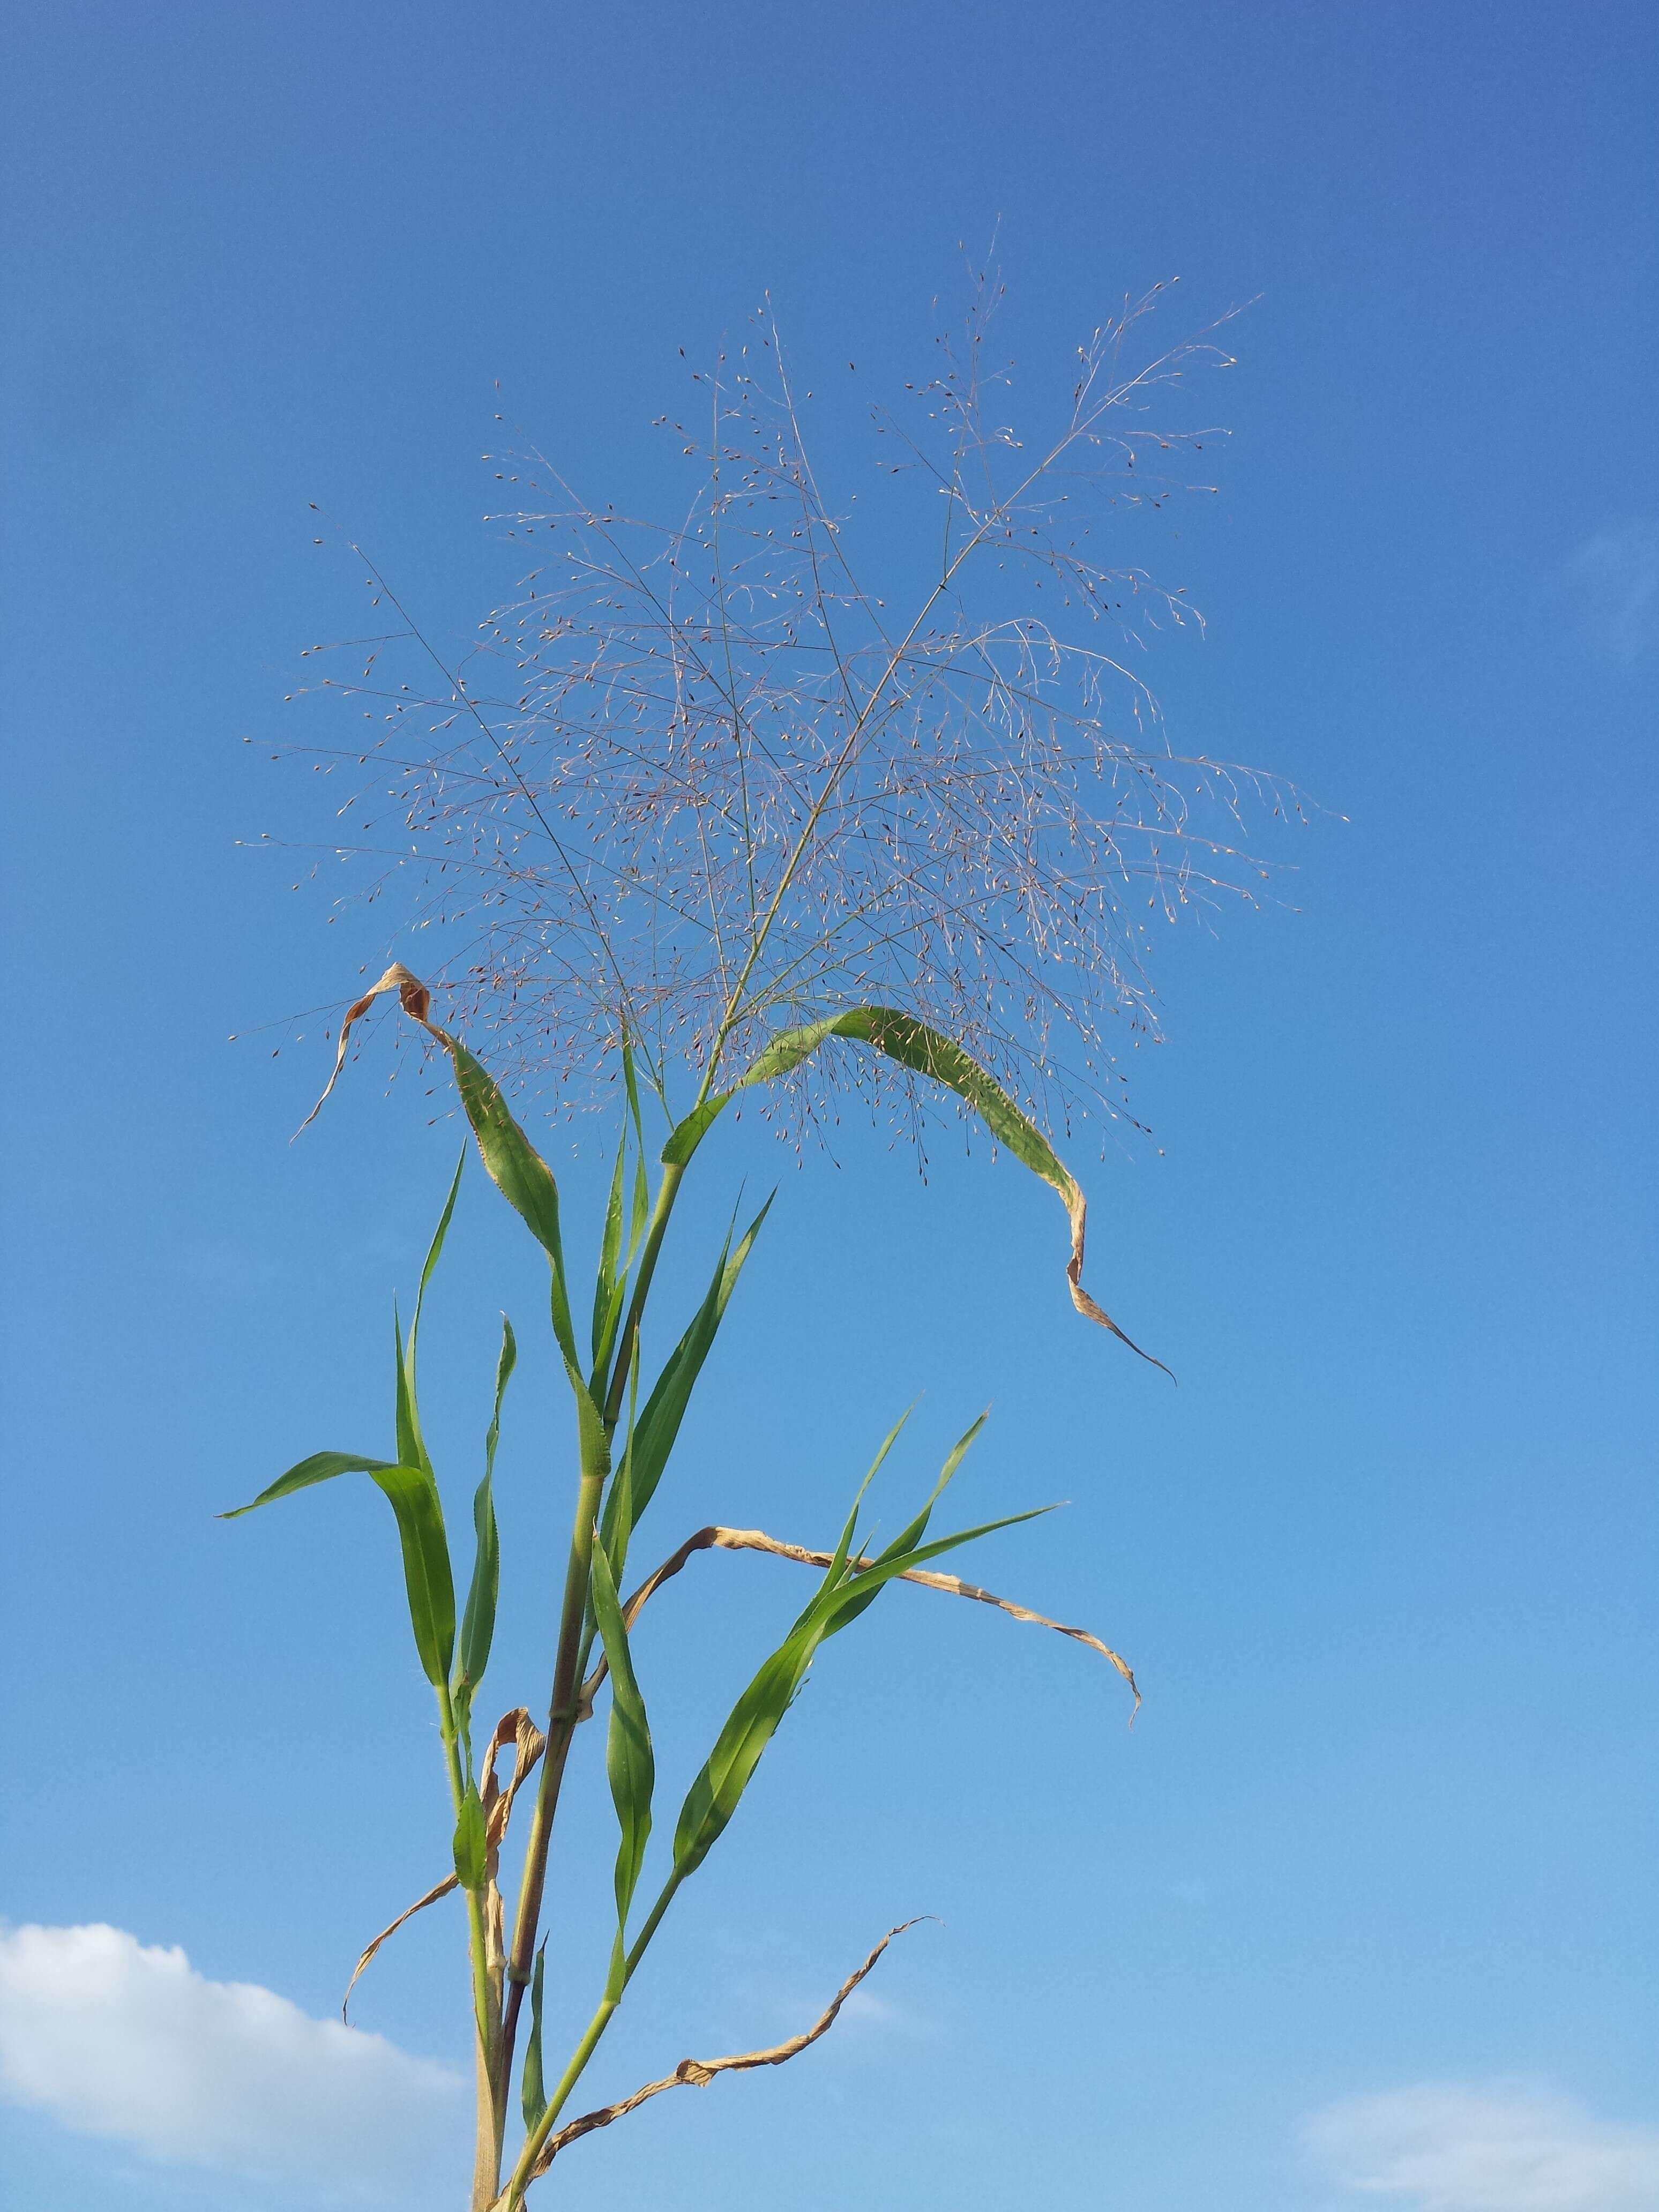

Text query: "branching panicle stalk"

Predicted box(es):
[290, 265, 1292, 1141]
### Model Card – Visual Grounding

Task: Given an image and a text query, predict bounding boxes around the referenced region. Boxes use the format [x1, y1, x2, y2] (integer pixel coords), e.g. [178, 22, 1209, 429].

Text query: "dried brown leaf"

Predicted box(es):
[300, 962, 435, 1133]
[580, 1525, 1139, 1715]
[1062, 1179, 1175, 1382]
[341, 1706, 544, 2020]
[522, 1920, 925, 2183]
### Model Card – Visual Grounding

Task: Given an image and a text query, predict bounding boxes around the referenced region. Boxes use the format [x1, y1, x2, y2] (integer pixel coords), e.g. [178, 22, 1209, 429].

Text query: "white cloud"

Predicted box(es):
[1305, 2079, 1659, 2212]
[0, 1924, 467, 2206]
[1568, 521, 1658, 663]
[828, 1983, 917, 2038]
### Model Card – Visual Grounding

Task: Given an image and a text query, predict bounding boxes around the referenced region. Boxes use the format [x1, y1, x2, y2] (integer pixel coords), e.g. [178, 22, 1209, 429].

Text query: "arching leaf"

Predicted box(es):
[662, 1006, 1170, 1377]
[220, 1451, 455, 1688]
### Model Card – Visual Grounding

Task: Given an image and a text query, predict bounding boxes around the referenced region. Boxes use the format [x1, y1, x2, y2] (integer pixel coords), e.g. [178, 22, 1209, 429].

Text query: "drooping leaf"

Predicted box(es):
[602, 1521, 1140, 1712]
[365, 1463, 455, 1689]
[662, 1006, 1170, 1376]
[219, 1449, 390, 1514]
[298, 969, 643, 1432]
[431, 1034, 609, 1460]
[340, 1871, 459, 2023]
[521, 1942, 549, 2133]
[451, 1781, 487, 1891]
[589, 1539, 654, 1991]
[447, 1043, 582, 1369]
[221, 1452, 455, 1687]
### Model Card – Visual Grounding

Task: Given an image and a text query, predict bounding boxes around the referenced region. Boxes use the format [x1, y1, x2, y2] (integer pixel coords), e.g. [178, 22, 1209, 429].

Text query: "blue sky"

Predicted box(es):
[1, 5, 1654, 2209]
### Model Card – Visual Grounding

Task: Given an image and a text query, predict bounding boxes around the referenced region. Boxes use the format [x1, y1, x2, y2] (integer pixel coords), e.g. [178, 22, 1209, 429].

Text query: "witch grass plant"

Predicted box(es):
[234, 269, 1291, 2209]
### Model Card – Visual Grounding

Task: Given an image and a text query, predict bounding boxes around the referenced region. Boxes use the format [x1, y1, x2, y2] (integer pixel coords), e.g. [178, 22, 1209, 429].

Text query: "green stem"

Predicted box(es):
[622, 1869, 683, 1982]
[437, 1688, 503, 2210]
[498, 1157, 686, 2090]
[438, 1693, 498, 2050]
[501, 1871, 687, 2208]
[501, 1995, 618, 2210]
[498, 1451, 605, 2020]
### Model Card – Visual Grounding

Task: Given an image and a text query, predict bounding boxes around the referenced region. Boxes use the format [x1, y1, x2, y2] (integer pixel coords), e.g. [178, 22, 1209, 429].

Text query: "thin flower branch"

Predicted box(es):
[281, 266, 1299, 1139]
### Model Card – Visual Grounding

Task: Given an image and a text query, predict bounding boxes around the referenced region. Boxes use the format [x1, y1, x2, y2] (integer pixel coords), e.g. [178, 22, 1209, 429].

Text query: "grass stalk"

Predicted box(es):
[500, 1158, 685, 2086]
[502, 1871, 687, 2209]
[500, 1994, 619, 2211]
[436, 1687, 505, 2208]
[497, 1453, 606, 2050]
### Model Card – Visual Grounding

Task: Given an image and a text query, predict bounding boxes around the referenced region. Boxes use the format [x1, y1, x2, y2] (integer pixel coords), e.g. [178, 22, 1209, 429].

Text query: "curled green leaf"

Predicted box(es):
[663, 1005, 1171, 1377]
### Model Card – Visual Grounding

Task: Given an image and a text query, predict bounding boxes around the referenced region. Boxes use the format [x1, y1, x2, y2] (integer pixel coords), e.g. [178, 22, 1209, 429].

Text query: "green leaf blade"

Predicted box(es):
[659, 1005, 1166, 1370]
[671, 1633, 812, 1880]
[590, 1131, 629, 1369]
[521, 1943, 548, 2133]
[221, 1452, 455, 1688]
[824, 1505, 1056, 1639]
[367, 1461, 457, 1688]
[218, 1449, 400, 1520]
[659, 1091, 731, 1168]
[396, 1152, 467, 1478]
[625, 1193, 773, 1532]
[589, 1540, 655, 1959]
[455, 1316, 515, 1718]
[623, 1041, 652, 1262]
[448, 1043, 582, 1373]
[451, 1781, 487, 1891]
[670, 1423, 1037, 1882]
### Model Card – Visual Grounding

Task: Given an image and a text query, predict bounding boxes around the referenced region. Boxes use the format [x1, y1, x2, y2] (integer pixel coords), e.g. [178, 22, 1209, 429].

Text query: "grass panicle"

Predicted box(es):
[230, 267, 1281, 2209]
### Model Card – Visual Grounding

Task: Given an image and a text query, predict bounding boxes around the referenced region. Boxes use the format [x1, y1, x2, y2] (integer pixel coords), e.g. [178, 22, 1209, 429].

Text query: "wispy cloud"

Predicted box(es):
[0, 1924, 467, 2207]
[1568, 521, 1659, 664]
[832, 1984, 917, 2036]
[1305, 2079, 1659, 2211]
